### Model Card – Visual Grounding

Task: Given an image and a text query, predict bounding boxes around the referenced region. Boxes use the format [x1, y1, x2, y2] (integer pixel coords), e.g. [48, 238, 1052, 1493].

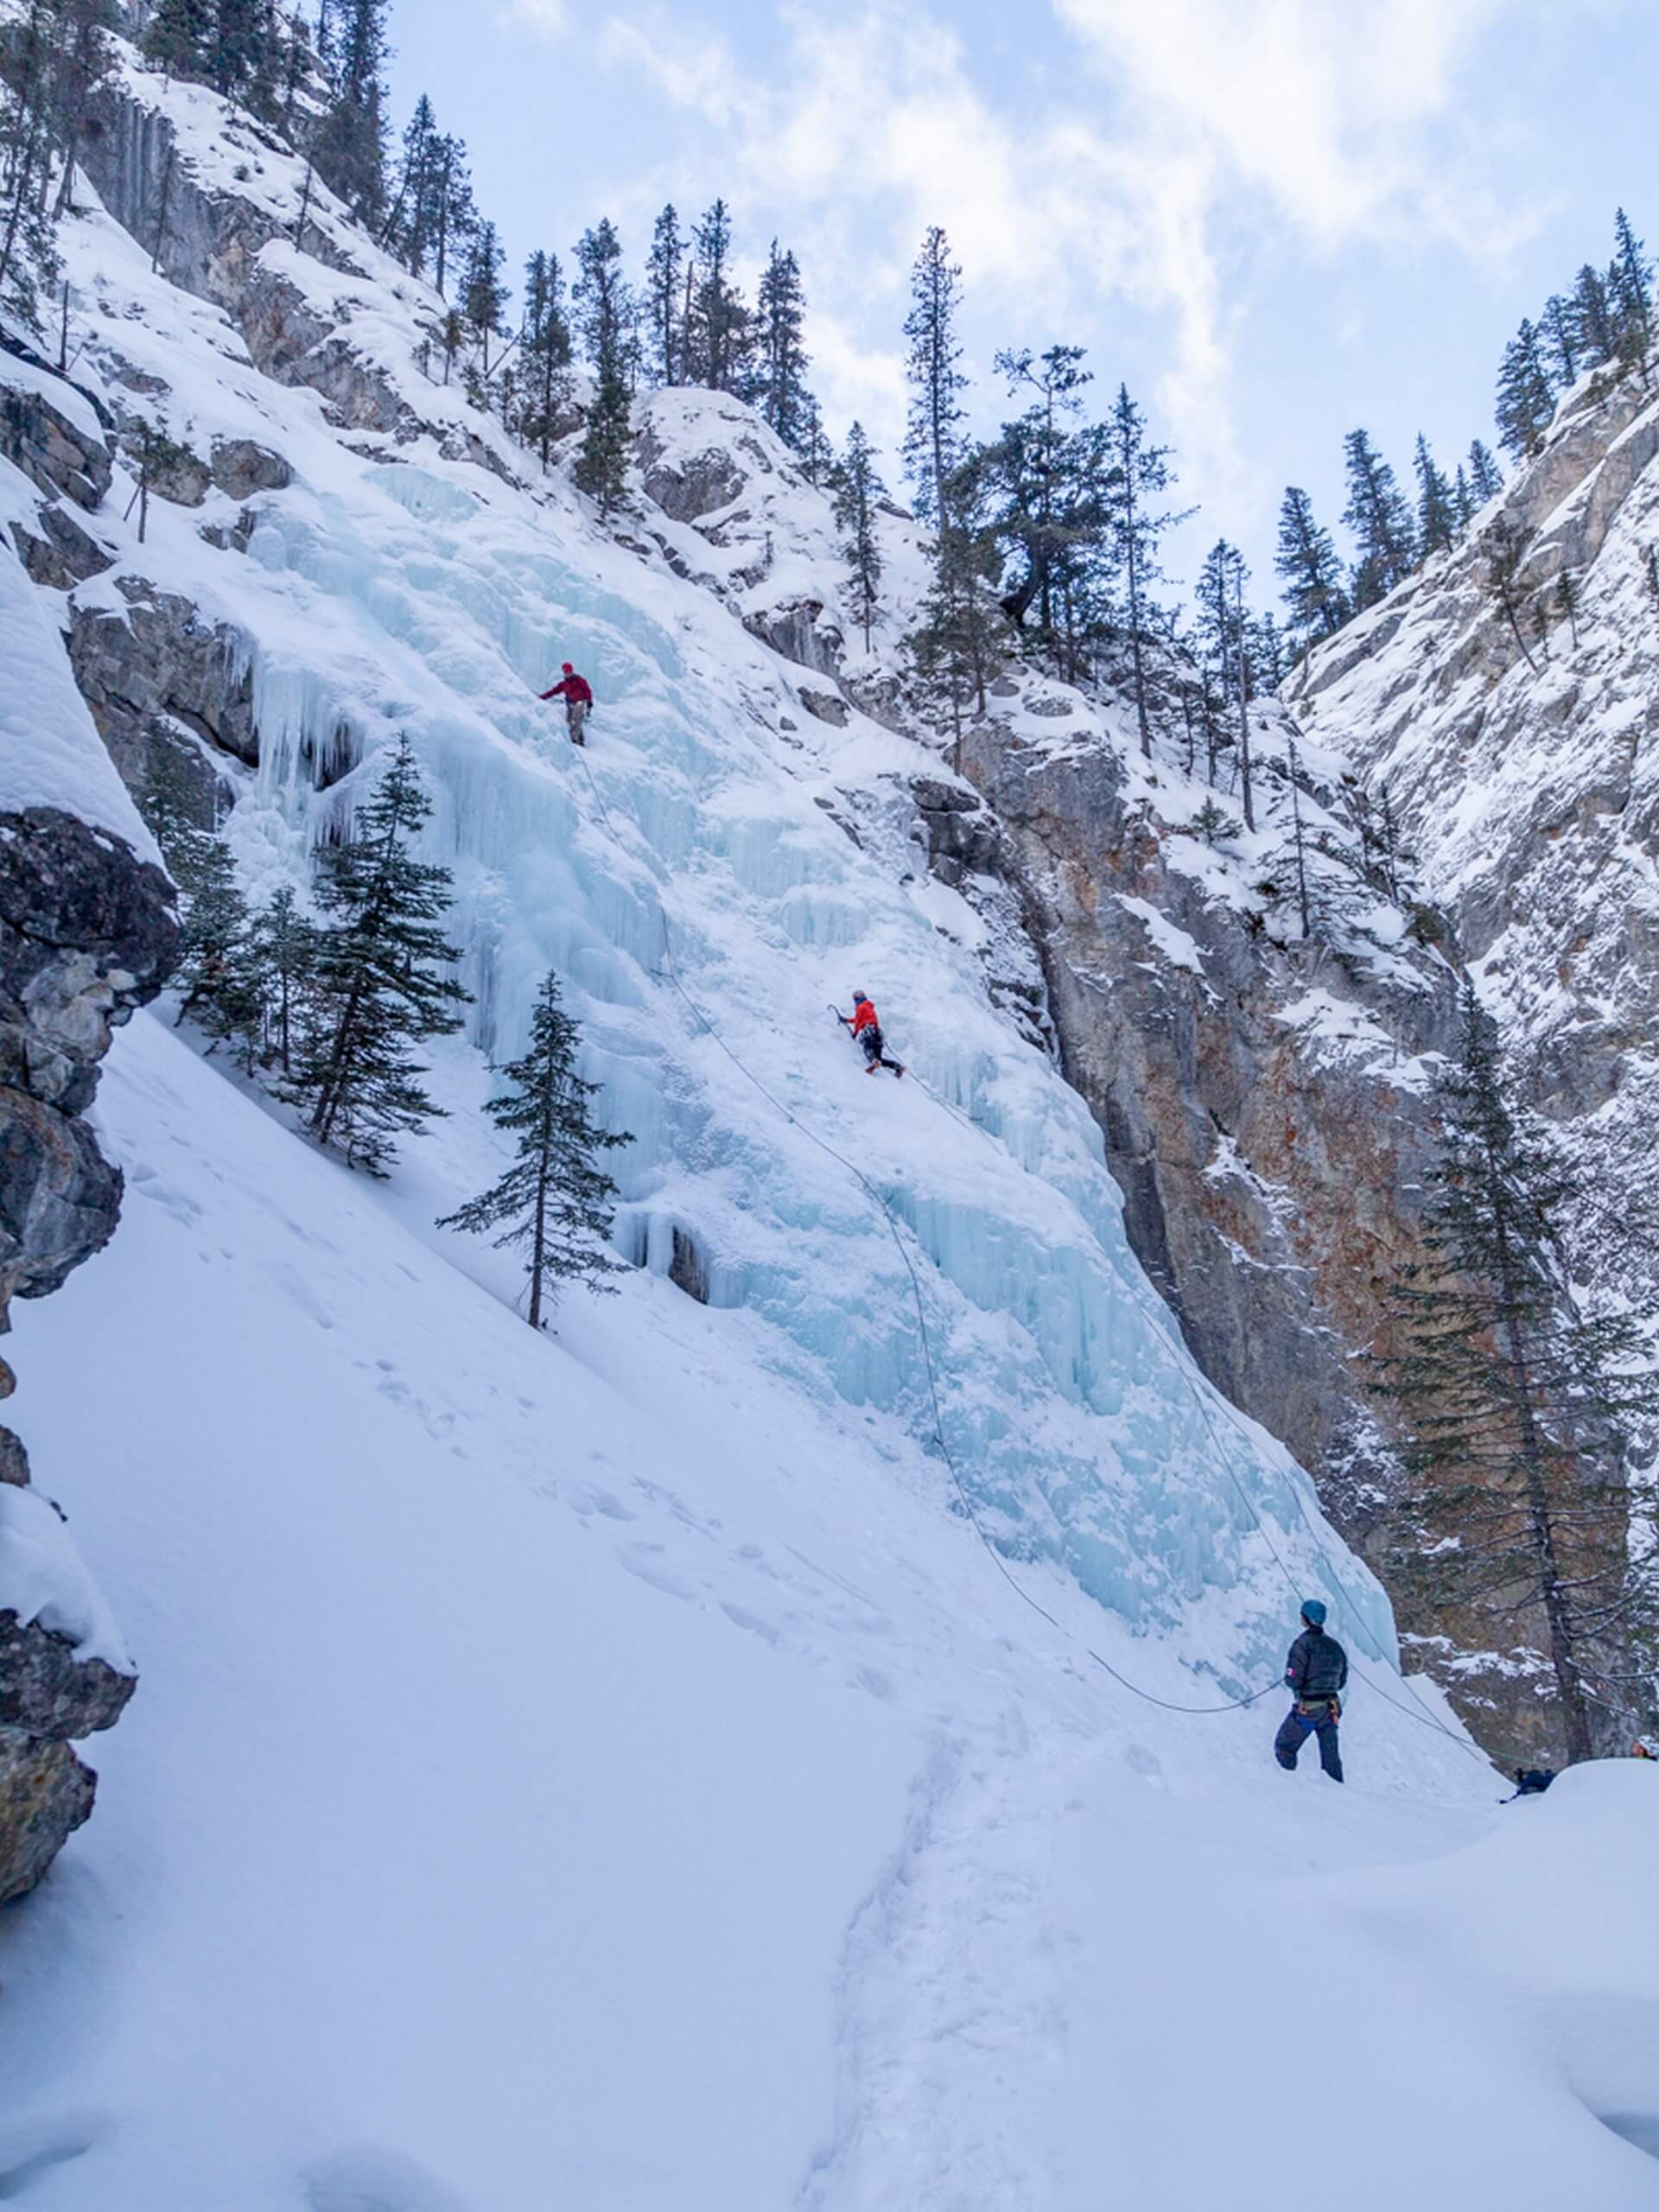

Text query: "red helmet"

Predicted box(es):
[563, 662, 575, 674]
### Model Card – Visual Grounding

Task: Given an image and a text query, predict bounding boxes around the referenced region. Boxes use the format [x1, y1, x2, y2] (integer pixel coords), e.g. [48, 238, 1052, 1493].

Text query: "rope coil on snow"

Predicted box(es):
[569, 741, 1484, 1755]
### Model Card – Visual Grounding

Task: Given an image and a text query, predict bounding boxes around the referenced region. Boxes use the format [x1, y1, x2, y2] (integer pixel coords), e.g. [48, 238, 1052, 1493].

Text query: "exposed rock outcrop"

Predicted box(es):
[0, 804, 175, 1898]
[945, 717, 1548, 1738]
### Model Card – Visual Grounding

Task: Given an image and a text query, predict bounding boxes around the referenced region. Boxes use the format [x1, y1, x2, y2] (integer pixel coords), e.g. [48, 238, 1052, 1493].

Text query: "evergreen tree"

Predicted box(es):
[209, 0, 268, 99]
[461, 217, 508, 378]
[1467, 438, 1504, 505]
[1264, 729, 1367, 941]
[753, 239, 810, 448]
[1378, 980, 1659, 1763]
[438, 972, 630, 1326]
[643, 202, 684, 385]
[297, 735, 471, 1175]
[48, 0, 116, 218]
[518, 247, 572, 466]
[684, 198, 748, 393]
[832, 419, 884, 653]
[1414, 433, 1457, 558]
[380, 92, 437, 266]
[984, 342, 1096, 640]
[1481, 514, 1541, 673]
[143, 0, 211, 75]
[1251, 610, 1287, 691]
[1571, 262, 1618, 369]
[427, 131, 474, 297]
[795, 391, 832, 487]
[1341, 429, 1416, 607]
[1495, 320, 1555, 461]
[1552, 566, 1581, 650]
[1195, 539, 1255, 828]
[1610, 207, 1654, 382]
[246, 881, 317, 1079]
[311, 0, 387, 221]
[906, 455, 1005, 755]
[173, 835, 260, 1050]
[0, 0, 62, 329]
[901, 223, 966, 529]
[573, 217, 634, 517]
[1275, 485, 1349, 644]
[1540, 293, 1580, 388]
[1452, 464, 1473, 535]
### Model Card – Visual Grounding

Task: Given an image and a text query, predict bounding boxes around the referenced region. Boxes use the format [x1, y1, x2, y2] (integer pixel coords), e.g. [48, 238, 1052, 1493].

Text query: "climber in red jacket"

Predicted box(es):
[540, 663, 594, 747]
[837, 991, 904, 1077]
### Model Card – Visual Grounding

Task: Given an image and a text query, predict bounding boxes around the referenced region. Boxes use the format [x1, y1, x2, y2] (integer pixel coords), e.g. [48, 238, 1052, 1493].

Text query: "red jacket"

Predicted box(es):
[851, 1001, 879, 1034]
[542, 673, 593, 705]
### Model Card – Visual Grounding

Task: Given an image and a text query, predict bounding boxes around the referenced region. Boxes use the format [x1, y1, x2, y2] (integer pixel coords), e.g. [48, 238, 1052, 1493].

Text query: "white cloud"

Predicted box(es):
[505, 0, 569, 35]
[588, 0, 1556, 531]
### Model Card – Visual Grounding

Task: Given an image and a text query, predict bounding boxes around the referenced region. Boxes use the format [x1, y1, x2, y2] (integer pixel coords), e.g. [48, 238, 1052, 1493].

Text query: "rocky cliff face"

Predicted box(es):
[0, 791, 175, 1899]
[1286, 368, 1659, 1753]
[2, 329, 179, 1895]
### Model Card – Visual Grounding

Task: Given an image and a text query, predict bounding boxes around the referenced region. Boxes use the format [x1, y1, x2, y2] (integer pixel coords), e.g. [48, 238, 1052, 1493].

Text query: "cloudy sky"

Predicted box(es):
[389, 0, 1651, 595]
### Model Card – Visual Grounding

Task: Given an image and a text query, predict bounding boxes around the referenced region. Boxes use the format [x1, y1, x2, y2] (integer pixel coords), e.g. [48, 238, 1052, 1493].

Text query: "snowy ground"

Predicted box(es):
[2, 1013, 1656, 2209]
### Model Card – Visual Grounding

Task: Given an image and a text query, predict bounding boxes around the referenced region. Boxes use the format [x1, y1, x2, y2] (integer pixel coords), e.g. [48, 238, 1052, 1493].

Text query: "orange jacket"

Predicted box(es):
[851, 1001, 879, 1034]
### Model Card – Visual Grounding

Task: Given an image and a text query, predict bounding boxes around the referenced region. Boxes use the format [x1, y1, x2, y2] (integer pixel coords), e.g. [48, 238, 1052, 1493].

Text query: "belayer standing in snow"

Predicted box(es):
[1274, 1600, 1348, 1783]
[837, 991, 904, 1078]
[541, 662, 594, 747]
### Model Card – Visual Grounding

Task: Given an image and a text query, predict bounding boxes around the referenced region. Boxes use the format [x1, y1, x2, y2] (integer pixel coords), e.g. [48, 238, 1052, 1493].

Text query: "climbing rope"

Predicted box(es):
[568, 741, 1485, 1751]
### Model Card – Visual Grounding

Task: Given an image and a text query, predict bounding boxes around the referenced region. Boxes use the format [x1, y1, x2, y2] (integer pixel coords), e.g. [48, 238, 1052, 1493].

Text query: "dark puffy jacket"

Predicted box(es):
[1285, 1626, 1348, 1703]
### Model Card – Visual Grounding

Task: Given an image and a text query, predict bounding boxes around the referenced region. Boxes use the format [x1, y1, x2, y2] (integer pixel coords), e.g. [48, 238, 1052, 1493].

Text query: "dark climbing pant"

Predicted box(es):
[859, 1027, 902, 1074]
[1274, 1704, 1344, 1783]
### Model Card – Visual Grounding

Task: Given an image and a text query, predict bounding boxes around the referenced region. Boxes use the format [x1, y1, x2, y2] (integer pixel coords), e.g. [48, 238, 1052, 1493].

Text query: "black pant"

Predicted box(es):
[859, 1027, 900, 1073]
[1274, 1704, 1343, 1782]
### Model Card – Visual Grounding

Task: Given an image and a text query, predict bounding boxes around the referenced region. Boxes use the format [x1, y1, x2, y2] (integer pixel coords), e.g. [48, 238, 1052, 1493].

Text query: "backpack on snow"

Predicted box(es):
[1507, 1767, 1556, 1799]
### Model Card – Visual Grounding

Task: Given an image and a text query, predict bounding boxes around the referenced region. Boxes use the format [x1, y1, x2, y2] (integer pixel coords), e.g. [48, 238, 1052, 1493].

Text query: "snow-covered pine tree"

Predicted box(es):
[832, 420, 884, 653]
[1274, 485, 1349, 645]
[518, 248, 572, 466]
[297, 735, 471, 1175]
[1495, 320, 1555, 460]
[685, 198, 748, 394]
[573, 217, 635, 517]
[1610, 207, 1654, 383]
[1263, 729, 1369, 942]
[311, 0, 388, 222]
[461, 218, 508, 378]
[1467, 438, 1504, 505]
[643, 203, 684, 385]
[753, 239, 810, 448]
[902, 223, 967, 531]
[1413, 433, 1457, 557]
[438, 972, 630, 1327]
[1378, 980, 1659, 1764]
[1341, 429, 1416, 608]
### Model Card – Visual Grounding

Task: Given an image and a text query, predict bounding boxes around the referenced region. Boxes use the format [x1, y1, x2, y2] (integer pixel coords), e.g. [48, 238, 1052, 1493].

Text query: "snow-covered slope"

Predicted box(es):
[6, 1007, 1658, 2209]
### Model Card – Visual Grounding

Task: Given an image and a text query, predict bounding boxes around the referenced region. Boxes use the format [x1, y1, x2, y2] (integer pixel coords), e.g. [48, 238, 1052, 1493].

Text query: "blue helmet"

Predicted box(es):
[1300, 1599, 1328, 1628]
